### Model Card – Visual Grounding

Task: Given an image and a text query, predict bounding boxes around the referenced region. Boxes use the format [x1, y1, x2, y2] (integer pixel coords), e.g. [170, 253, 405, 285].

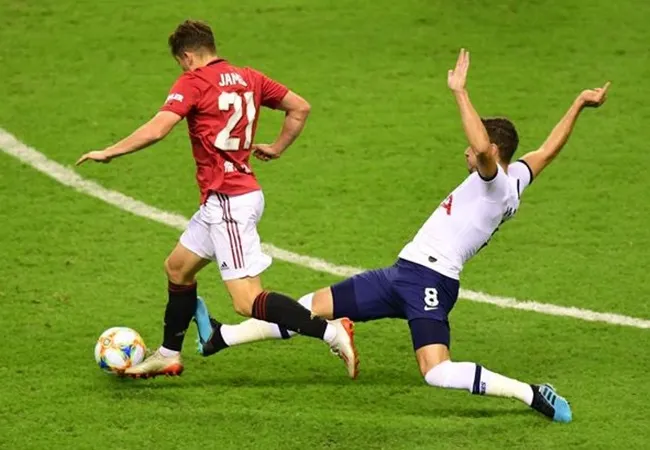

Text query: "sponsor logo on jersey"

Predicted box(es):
[224, 161, 252, 174]
[165, 93, 184, 103]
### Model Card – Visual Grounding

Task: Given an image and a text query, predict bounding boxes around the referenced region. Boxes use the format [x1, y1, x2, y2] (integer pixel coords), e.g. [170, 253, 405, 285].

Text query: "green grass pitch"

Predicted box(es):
[1, 0, 650, 448]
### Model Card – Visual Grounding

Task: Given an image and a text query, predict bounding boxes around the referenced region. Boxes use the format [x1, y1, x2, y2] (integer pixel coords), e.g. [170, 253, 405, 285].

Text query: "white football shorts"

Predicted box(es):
[180, 190, 272, 281]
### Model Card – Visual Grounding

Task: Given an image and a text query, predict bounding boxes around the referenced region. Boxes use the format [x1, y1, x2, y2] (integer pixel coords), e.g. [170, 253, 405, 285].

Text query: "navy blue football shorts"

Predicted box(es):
[331, 259, 460, 350]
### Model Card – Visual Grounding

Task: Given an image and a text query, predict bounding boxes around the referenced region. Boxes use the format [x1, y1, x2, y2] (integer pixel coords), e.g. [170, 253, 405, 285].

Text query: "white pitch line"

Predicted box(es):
[1, 127, 649, 330]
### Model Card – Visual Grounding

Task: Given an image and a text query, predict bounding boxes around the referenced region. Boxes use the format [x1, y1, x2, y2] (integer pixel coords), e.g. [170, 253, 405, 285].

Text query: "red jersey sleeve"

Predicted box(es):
[249, 69, 289, 109]
[160, 74, 201, 118]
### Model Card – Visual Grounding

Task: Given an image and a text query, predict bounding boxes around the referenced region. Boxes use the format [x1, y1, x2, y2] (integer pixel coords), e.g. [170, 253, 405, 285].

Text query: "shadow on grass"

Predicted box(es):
[102, 374, 535, 421]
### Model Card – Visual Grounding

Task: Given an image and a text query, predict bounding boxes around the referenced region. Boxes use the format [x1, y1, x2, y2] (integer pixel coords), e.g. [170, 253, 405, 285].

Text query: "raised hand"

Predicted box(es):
[580, 82, 610, 108]
[448, 48, 470, 93]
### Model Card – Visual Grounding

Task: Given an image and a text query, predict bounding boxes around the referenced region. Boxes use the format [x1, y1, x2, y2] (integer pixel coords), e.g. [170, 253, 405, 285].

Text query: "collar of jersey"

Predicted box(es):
[206, 58, 227, 67]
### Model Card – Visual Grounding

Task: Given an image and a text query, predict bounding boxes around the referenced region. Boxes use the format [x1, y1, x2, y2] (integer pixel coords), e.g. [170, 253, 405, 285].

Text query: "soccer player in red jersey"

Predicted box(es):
[77, 20, 358, 378]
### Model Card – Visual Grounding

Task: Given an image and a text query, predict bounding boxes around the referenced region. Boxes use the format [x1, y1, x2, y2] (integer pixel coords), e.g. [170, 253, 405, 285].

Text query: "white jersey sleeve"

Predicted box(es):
[507, 160, 534, 197]
[479, 164, 510, 201]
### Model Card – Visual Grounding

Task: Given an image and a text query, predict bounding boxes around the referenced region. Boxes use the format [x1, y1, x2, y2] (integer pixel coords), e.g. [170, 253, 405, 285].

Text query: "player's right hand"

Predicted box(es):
[580, 82, 610, 108]
[448, 48, 470, 93]
[76, 150, 112, 166]
[252, 143, 282, 162]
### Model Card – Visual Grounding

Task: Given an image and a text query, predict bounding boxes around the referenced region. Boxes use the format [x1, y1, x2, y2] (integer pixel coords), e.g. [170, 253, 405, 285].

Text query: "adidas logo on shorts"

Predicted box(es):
[220, 261, 228, 270]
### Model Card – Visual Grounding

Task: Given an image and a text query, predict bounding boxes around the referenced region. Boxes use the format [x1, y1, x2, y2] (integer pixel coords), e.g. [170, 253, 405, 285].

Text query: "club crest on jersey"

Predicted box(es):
[218, 73, 248, 87]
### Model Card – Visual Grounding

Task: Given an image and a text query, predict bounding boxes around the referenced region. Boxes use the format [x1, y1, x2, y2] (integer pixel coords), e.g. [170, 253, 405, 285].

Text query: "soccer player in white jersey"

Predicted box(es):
[193, 49, 609, 422]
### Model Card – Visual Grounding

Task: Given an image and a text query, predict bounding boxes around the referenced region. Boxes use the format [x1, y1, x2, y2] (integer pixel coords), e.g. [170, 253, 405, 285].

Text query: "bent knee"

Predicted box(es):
[232, 298, 253, 317]
[415, 342, 451, 377]
[228, 287, 260, 317]
[164, 256, 192, 284]
[164, 256, 178, 277]
[423, 359, 453, 386]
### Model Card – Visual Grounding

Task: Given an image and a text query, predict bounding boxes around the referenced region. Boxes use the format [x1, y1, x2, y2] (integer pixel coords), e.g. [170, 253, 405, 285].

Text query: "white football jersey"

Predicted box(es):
[399, 161, 533, 280]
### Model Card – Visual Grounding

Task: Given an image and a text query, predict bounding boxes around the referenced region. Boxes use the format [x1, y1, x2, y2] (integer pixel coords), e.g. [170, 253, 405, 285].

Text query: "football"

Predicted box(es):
[94, 327, 146, 373]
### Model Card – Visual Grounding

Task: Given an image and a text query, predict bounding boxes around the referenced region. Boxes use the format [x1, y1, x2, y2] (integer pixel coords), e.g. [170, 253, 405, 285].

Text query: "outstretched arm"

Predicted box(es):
[520, 82, 610, 179]
[448, 49, 497, 180]
[76, 111, 182, 165]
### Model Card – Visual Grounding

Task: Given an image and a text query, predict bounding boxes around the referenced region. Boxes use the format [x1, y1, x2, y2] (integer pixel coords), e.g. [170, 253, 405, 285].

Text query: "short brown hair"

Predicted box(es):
[168, 20, 217, 57]
[481, 117, 519, 163]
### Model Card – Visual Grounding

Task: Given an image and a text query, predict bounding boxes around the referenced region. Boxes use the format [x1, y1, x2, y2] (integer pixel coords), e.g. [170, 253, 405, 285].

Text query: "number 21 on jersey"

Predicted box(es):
[215, 91, 257, 151]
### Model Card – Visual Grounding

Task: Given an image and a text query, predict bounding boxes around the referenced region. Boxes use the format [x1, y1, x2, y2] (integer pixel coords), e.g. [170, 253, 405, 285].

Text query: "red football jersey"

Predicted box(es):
[160, 59, 289, 203]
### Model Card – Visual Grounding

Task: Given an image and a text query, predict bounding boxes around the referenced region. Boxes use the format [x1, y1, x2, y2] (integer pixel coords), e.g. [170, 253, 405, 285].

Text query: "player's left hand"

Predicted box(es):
[580, 82, 610, 108]
[76, 150, 112, 166]
[252, 143, 282, 162]
[448, 48, 470, 93]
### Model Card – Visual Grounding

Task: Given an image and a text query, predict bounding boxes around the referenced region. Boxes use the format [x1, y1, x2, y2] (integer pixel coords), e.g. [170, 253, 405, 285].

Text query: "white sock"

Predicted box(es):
[158, 346, 180, 358]
[322, 323, 337, 344]
[425, 360, 533, 406]
[220, 319, 283, 346]
[218, 293, 315, 346]
[481, 367, 534, 405]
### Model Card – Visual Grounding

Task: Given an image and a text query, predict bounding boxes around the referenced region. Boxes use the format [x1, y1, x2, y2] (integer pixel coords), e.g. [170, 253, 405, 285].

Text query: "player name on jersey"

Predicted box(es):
[218, 73, 248, 87]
